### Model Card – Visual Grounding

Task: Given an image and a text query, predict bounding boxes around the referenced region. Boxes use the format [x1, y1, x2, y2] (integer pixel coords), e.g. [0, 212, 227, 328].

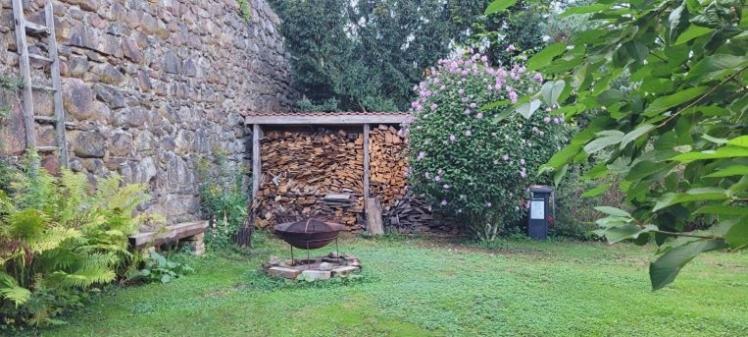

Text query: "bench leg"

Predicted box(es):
[183, 233, 206, 256]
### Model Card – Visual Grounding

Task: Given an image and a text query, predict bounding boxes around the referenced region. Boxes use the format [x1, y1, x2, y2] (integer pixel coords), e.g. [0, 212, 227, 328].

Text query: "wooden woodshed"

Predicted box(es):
[244, 112, 413, 231]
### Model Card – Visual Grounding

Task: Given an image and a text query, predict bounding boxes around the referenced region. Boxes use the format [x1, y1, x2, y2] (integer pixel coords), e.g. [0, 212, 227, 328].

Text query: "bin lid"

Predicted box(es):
[529, 185, 553, 193]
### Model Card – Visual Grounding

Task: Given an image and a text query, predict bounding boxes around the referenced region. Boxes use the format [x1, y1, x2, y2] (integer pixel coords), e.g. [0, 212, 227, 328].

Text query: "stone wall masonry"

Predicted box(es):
[0, 0, 293, 225]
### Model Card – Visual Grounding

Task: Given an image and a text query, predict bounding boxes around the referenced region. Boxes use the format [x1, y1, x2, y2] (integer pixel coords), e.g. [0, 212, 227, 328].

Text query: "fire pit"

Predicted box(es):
[268, 218, 360, 281]
[273, 218, 346, 250]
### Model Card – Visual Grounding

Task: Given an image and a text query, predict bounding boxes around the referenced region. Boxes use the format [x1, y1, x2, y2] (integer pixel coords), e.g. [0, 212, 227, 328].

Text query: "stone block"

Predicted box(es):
[72, 130, 106, 158]
[299, 270, 331, 281]
[62, 78, 95, 120]
[267, 266, 301, 279]
[332, 266, 359, 277]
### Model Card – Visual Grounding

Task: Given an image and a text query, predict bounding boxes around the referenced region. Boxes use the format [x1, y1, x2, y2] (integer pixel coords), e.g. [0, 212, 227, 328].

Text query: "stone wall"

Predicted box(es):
[0, 0, 293, 224]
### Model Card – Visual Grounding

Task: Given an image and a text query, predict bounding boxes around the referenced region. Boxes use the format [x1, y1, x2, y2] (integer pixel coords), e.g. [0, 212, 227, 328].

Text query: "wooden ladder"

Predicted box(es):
[11, 0, 68, 166]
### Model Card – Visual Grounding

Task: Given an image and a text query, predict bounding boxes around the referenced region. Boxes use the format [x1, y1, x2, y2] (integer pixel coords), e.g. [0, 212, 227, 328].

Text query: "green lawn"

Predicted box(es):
[24, 234, 748, 337]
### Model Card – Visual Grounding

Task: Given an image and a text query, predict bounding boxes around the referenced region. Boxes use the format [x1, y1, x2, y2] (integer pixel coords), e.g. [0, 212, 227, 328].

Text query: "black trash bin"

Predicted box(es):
[527, 185, 553, 240]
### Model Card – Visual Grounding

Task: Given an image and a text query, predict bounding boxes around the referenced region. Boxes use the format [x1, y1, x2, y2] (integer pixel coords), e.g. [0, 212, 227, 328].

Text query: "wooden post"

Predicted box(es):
[251, 124, 262, 203]
[45, 2, 68, 167]
[363, 123, 370, 204]
[12, 0, 36, 149]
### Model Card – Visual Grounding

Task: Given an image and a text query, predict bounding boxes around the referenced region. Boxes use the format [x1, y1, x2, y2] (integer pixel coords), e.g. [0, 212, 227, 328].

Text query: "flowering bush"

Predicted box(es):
[407, 52, 567, 240]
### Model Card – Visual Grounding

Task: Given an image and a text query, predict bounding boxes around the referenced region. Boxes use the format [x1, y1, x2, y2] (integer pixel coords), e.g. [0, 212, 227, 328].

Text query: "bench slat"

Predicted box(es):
[129, 220, 208, 249]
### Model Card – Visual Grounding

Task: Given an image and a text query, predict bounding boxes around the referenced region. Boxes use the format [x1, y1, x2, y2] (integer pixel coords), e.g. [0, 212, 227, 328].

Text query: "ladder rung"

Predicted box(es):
[28, 53, 52, 63]
[30, 84, 56, 92]
[33, 116, 73, 128]
[36, 146, 58, 153]
[34, 115, 56, 123]
[24, 21, 49, 35]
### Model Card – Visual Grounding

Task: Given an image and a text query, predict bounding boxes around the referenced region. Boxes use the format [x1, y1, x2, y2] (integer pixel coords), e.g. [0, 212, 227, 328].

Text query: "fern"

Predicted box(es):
[0, 154, 153, 326]
[0, 271, 31, 306]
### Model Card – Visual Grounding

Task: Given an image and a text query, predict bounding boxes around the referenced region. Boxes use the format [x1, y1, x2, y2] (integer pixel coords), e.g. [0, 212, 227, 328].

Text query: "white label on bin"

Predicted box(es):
[530, 200, 545, 220]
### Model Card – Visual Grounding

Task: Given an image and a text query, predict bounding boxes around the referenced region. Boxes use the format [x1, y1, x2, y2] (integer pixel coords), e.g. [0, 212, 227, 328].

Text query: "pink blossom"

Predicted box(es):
[440, 199, 448, 206]
[554, 117, 562, 124]
[520, 171, 527, 178]
[485, 202, 492, 208]
[506, 44, 516, 52]
[449, 134, 456, 142]
[434, 175, 442, 182]
[520, 159, 526, 165]
[417, 151, 426, 161]
[543, 116, 551, 123]
[508, 90, 518, 103]
[476, 112, 484, 119]
[470, 103, 477, 108]
[443, 184, 451, 190]
[502, 154, 509, 161]
[464, 130, 472, 137]
[533, 73, 544, 83]
[430, 103, 438, 110]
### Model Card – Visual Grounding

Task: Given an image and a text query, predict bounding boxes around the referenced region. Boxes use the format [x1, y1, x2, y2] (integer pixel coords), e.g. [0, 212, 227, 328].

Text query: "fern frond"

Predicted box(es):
[29, 227, 81, 254]
[57, 170, 90, 226]
[0, 271, 31, 305]
[50, 265, 116, 288]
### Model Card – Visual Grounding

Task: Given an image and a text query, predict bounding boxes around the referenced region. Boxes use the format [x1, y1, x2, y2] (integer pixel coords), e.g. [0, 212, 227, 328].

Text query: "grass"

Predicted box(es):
[19, 233, 748, 337]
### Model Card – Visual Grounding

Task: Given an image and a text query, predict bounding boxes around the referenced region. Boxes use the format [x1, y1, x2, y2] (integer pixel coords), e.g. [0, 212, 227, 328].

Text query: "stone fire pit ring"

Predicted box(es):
[264, 252, 361, 282]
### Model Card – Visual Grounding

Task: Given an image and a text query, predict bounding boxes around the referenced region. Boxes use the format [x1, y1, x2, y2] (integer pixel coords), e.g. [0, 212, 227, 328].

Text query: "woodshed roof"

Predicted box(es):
[243, 111, 412, 125]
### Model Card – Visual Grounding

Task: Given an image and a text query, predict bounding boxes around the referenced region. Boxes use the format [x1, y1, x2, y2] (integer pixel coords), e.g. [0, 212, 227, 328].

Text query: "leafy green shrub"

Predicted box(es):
[0, 153, 149, 326]
[126, 251, 193, 285]
[553, 165, 624, 241]
[514, 0, 747, 290]
[196, 152, 248, 248]
[408, 52, 568, 241]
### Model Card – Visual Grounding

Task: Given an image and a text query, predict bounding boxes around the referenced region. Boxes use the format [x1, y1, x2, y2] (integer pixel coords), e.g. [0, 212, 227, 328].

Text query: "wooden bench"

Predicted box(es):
[128, 220, 208, 255]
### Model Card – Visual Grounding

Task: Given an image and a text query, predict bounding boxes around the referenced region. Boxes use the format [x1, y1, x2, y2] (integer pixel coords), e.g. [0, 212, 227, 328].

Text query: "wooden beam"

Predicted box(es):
[244, 114, 411, 125]
[128, 221, 208, 249]
[363, 123, 370, 212]
[12, 0, 37, 149]
[251, 124, 262, 204]
[45, 2, 68, 167]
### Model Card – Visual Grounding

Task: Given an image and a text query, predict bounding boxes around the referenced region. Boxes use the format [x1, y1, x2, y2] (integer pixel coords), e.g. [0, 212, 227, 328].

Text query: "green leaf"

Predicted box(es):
[604, 223, 656, 244]
[543, 144, 581, 169]
[540, 80, 565, 106]
[695, 205, 748, 216]
[620, 124, 655, 149]
[671, 146, 748, 162]
[595, 206, 631, 218]
[626, 161, 672, 181]
[727, 135, 748, 148]
[561, 3, 611, 17]
[480, 99, 510, 112]
[705, 165, 748, 178]
[527, 43, 566, 71]
[653, 188, 729, 212]
[650, 239, 727, 290]
[668, 1, 687, 43]
[675, 25, 713, 45]
[484, 0, 518, 15]
[725, 218, 748, 249]
[516, 99, 541, 119]
[584, 130, 625, 154]
[645, 87, 708, 115]
[582, 183, 610, 198]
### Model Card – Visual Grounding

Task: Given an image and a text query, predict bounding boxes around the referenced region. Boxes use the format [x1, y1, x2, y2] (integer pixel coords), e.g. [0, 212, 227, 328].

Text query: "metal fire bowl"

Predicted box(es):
[273, 221, 347, 250]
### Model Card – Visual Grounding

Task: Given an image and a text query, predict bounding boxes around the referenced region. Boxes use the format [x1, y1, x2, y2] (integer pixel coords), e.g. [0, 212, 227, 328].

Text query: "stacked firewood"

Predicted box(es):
[254, 128, 365, 229]
[369, 125, 409, 209]
[384, 189, 453, 233]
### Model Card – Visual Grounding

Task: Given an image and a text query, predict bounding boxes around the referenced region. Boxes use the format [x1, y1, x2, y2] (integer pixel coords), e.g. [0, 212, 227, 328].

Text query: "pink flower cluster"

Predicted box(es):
[409, 52, 543, 115]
